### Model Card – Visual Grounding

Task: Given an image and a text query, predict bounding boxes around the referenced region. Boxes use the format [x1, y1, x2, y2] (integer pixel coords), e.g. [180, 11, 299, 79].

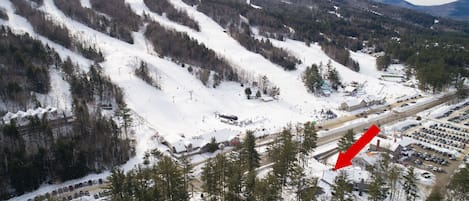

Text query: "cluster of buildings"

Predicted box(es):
[1, 107, 72, 126]
[340, 95, 386, 111]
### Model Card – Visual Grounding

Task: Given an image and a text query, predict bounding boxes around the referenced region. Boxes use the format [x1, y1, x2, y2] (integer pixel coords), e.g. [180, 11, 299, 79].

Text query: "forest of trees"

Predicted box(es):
[229, 24, 299, 71]
[322, 43, 360, 72]
[53, 0, 109, 34]
[192, 0, 300, 70]
[303, 64, 323, 93]
[10, 0, 104, 62]
[134, 61, 161, 90]
[246, 0, 469, 92]
[90, 0, 141, 44]
[108, 155, 189, 201]
[108, 125, 320, 201]
[0, 26, 57, 111]
[145, 22, 239, 87]
[0, 28, 132, 199]
[143, 0, 200, 31]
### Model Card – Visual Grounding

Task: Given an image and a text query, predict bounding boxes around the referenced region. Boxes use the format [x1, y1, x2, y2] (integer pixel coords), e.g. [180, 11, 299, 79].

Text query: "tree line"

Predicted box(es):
[143, 0, 200, 31]
[0, 25, 58, 111]
[52, 0, 125, 47]
[303, 61, 341, 94]
[193, 0, 300, 70]
[10, 0, 104, 62]
[229, 24, 299, 71]
[90, 0, 142, 44]
[0, 44, 131, 201]
[144, 22, 240, 87]
[134, 61, 161, 90]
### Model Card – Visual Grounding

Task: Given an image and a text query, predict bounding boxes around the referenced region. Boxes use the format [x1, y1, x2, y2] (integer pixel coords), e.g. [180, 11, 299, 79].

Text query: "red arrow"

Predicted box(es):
[334, 124, 381, 171]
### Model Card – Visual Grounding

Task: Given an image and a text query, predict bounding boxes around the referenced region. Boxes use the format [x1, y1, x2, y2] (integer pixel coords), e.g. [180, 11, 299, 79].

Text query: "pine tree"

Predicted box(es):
[426, 189, 442, 201]
[298, 178, 319, 201]
[338, 130, 355, 152]
[254, 173, 281, 201]
[240, 131, 260, 199]
[202, 159, 218, 201]
[302, 64, 323, 93]
[388, 166, 400, 201]
[155, 156, 188, 201]
[108, 169, 130, 201]
[332, 171, 352, 201]
[115, 103, 133, 139]
[226, 152, 243, 201]
[270, 127, 298, 186]
[245, 87, 252, 99]
[446, 166, 469, 201]
[241, 131, 260, 172]
[300, 122, 318, 162]
[403, 167, 418, 201]
[368, 172, 388, 201]
[180, 154, 194, 197]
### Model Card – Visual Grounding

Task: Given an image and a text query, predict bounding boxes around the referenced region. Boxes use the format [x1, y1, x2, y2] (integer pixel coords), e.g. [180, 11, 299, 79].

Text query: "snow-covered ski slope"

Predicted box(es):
[2, 0, 418, 149]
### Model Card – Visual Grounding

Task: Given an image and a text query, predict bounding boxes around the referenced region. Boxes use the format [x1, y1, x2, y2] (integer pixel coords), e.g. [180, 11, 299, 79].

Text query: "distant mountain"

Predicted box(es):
[375, 0, 469, 21]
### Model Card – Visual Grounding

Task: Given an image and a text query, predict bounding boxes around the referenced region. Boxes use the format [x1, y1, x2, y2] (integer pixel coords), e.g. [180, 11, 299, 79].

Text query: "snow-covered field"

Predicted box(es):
[0, 0, 433, 199]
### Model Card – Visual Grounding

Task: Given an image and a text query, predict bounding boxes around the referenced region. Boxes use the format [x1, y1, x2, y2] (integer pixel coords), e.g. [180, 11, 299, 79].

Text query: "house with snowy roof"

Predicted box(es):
[2, 107, 61, 126]
[320, 80, 333, 97]
[340, 98, 367, 111]
[343, 86, 357, 95]
[364, 95, 386, 106]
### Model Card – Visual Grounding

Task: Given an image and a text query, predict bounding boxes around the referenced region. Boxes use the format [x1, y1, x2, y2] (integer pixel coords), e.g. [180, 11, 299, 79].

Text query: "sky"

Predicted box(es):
[405, 0, 458, 6]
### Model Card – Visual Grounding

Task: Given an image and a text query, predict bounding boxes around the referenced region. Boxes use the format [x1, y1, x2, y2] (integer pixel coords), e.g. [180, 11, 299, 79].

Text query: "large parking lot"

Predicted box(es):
[401, 100, 469, 195]
[408, 123, 468, 151]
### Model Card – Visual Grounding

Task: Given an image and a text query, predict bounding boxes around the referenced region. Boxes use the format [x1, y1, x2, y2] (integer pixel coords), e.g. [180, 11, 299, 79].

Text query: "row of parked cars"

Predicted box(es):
[414, 151, 449, 166]
[27, 178, 105, 201]
[410, 123, 468, 150]
[436, 101, 469, 119]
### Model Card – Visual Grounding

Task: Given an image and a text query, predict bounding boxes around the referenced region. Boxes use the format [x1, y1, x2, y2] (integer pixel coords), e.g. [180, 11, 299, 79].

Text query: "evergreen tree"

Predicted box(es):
[455, 78, 467, 99]
[241, 131, 260, 172]
[388, 166, 400, 201]
[376, 54, 391, 71]
[269, 127, 298, 186]
[368, 172, 388, 201]
[202, 159, 218, 201]
[446, 166, 469, 201]
[303, 64, 323, 93]
[115, 103, 133, 138]
[403, 167, 418, 201]
[240, 131, 260, 199]
[155, 156, 188, 201]
[180, 154, 194, 197]
[254, 173, 281, 201]
[326, 60, 341, 90]
[108, 169, 131, 201]
[300, 122, 318, 162]
[245, 87, 252, 99]
[331, 171, 352, 201]
[226, 152, 244, 201]
[426, 189, 442, 201]
[298, 178, 319, 201]
[337, 130, 355, 152]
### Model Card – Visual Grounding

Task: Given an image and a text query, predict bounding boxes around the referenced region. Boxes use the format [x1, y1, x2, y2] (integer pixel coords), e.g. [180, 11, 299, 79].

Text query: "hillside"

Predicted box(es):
[0, 0, 468, 200]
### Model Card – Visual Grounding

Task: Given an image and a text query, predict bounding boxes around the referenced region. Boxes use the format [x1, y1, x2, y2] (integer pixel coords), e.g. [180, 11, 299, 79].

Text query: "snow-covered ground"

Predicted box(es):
[0, 0, 436, 199]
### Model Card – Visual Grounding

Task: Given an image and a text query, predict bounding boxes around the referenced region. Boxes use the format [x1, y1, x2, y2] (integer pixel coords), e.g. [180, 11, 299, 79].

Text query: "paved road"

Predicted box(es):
[46, 92, 459, 199]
